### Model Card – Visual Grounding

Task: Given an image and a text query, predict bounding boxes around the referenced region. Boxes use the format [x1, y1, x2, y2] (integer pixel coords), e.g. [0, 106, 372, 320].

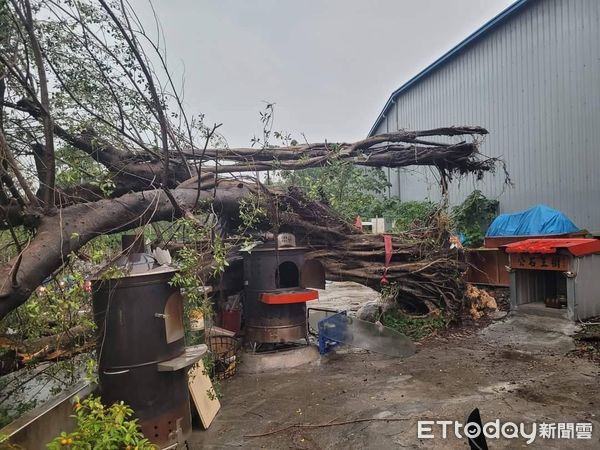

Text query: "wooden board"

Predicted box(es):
[188, 360, 221, 429]
[158, 344, 206, 372]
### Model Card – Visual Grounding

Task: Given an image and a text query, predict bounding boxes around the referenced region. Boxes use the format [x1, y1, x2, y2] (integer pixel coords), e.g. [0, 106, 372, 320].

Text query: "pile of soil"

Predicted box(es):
[573, 319, 600, 364]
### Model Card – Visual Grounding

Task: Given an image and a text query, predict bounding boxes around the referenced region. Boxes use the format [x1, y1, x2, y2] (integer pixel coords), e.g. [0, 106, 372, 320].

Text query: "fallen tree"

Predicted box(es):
[253, 185, 466, 314]
[0, 122, 498, 319]
[0, 0, 508, 321]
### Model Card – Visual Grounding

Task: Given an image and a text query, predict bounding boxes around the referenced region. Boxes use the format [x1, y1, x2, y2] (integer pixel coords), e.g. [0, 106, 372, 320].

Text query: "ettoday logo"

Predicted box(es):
[417, 420, 593, 445]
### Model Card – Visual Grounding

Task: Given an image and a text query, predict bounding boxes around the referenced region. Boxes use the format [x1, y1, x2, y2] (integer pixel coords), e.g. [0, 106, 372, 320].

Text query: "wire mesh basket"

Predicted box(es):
[206, 335, 240, 380]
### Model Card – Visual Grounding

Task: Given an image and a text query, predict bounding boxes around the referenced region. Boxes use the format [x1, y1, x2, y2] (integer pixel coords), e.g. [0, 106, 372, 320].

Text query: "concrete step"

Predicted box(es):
[480, 307, 580, 354]
[513, 302, 568, 320]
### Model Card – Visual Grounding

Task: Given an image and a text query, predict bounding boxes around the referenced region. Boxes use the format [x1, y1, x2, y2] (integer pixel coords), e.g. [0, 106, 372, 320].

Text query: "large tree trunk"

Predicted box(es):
[0, 178, 466, 319]
[0, 181, 249, 318]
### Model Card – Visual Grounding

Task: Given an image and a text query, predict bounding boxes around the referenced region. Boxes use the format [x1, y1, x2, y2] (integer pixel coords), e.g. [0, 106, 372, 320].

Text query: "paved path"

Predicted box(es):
[189, 286, 599, 449]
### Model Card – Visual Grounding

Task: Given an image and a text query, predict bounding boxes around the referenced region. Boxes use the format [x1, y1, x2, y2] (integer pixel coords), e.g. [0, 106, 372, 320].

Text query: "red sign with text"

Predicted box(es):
[509, 253, 570, 271]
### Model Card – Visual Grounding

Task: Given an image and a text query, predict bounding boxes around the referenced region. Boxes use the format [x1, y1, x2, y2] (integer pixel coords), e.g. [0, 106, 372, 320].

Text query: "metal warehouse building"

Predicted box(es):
[370, 0, 600, 231]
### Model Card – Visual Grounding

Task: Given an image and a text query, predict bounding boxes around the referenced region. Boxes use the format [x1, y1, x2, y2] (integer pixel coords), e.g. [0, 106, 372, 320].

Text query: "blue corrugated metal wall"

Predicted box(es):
[373, 0, 600, 230]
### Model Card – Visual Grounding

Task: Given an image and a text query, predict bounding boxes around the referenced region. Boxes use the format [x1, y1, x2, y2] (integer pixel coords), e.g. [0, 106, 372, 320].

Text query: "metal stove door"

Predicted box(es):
[163, 292, 185, 344]
[300, 259, 326, 289]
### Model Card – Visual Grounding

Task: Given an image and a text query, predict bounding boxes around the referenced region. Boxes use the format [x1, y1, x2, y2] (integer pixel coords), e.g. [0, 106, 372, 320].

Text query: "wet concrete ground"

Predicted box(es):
[189, 283, 600, 449]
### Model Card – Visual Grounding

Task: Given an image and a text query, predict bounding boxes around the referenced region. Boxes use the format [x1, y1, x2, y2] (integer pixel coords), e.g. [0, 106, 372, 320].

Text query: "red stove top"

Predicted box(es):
[260, 289, 319, 305]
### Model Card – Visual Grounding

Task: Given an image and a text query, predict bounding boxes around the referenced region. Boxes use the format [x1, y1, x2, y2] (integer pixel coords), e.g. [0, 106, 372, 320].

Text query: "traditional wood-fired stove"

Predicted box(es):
[92, 236, 204, 449]
[243, 234, 325, 345]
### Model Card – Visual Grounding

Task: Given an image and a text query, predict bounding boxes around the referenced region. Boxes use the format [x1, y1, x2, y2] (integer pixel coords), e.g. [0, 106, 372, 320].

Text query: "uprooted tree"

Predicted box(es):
[0, 0, 506, 320]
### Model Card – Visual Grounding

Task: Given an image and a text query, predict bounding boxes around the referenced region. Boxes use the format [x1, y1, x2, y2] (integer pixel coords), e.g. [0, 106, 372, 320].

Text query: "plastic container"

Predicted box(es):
[221, 309, 241, 334]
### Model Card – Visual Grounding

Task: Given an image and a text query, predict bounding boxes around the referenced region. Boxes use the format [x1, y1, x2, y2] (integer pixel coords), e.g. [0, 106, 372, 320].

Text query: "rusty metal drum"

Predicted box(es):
[99, 364, 192, 447]
[92, 266, 184, 369]
[243, 289, 308, 343]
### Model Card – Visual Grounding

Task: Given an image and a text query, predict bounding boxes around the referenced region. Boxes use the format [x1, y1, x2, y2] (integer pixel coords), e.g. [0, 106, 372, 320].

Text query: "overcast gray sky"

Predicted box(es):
[133, 0, 514, 147]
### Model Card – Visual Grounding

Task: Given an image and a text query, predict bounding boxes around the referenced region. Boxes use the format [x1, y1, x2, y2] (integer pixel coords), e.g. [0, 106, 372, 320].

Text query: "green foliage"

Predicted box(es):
[452, 190, 499, 247]
[238, 194, 268, 251]
[381, 308, 448, 341]
[211, 236, 229, 277]
[254, 104, 437, 227]
[280, 160, 392, 220]
[84, 358, 98, 385]
[47, 396, 155, 449]
[199, 355, 223, 401]
[171, 253, 210, 341]
[0, 227, 32, 264]
[171, 242, 210, 316]
[170, 218, 226, 342]
[279, 158, 437, 228]
[238, 195, 267, 231]
[169, 218, 232, 397]
[79, 233, 123, 265]
[0, 259, 100, 426]
[2, 0, 219, 199]
[389, 200, 437, 232]
[0, 268, 94, 343]
[55, 145, 115, 197]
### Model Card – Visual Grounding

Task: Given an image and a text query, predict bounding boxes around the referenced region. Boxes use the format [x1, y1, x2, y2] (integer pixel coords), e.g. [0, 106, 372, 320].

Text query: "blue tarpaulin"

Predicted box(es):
[486, 204, 579, 237]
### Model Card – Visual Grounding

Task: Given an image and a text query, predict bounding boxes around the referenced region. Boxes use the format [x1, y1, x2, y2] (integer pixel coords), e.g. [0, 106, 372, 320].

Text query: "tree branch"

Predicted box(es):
[15, 0, 56, 207]
[99, 0, 171, 185]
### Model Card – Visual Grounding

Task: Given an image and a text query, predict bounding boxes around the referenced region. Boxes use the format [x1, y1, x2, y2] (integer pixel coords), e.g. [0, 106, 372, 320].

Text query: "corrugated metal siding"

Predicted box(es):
[572, 255, 600, 320]
[375, 0, 600, 230]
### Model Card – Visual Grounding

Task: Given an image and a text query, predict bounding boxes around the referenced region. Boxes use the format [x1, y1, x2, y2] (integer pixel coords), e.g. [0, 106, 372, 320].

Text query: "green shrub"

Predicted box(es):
[47, 396, 155, 449]
[279, 161, 439, 232]
[452, 190, 498, 247]
[381, 309, 448, 340]
[389, 200, 437, 232]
